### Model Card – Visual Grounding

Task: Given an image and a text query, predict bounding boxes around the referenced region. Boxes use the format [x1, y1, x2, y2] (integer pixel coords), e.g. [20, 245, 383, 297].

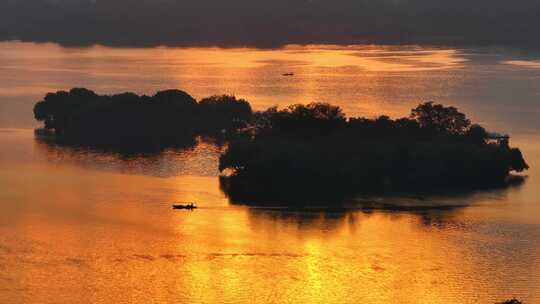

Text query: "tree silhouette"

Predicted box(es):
[252, 102, 346, 138]
[410, 102, 471, 135]
[198, 95, 252, 134]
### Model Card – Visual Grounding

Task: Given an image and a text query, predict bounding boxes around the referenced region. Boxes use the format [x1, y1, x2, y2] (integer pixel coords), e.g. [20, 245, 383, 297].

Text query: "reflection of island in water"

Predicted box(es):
[244, 206, 469, 233]
[33, 88, 529, 207]
[33, 129, 526, 228]
[241, 179, 525, 232]
[33, 136, 223, 178]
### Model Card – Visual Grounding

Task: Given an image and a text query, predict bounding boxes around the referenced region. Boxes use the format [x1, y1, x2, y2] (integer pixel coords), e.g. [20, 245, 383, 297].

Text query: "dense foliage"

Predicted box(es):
[497, 299, 523, 304]
[219, 102, 529, 204]
[34, 89, 529, 204]
[34, 88, 252, 150]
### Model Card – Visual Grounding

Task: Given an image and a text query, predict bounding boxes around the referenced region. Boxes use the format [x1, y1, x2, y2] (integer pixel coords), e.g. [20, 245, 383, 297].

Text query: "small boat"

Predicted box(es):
[282, 72, 294, 76]
[172, 203, 197, 210]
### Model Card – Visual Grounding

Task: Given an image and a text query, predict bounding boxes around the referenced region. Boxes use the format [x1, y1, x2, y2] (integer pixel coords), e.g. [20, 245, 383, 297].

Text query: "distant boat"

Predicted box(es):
[282, 72, 294, 76]
[172, 203, 197, 210]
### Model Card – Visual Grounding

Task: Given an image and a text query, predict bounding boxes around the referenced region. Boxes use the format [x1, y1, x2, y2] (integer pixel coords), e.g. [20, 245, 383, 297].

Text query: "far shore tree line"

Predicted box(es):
[34, 88, 529, 203]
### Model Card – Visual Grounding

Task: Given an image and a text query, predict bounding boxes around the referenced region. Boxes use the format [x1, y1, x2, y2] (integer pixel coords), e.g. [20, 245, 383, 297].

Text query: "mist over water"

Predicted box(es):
[1, 42, 540, 303]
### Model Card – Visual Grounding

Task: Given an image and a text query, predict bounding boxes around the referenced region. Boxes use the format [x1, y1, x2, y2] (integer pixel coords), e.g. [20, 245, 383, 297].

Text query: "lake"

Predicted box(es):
[1, 42, 540, 303]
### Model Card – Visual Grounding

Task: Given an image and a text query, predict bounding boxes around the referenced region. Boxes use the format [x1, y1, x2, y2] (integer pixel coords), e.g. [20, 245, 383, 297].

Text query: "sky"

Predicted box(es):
[1, 0, 540, 48]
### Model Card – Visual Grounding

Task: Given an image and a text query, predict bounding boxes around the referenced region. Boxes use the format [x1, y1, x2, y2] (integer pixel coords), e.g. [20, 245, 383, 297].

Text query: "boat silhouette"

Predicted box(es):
[172, 203, 197, 210]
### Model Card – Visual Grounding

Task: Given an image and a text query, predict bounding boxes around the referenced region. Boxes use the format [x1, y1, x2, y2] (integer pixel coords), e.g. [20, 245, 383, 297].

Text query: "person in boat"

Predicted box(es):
[173, 203, 196, 209]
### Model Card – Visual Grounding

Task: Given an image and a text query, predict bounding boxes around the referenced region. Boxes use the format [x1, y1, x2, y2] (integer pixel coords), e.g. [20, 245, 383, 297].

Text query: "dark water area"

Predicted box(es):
[1, 42, 540, 303]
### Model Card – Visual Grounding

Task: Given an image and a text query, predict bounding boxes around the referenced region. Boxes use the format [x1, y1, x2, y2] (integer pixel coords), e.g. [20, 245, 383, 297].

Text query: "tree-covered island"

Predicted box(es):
[33, 88, 251, 150]
[34, 88, 529, 203]
[219, 102, 528, 203]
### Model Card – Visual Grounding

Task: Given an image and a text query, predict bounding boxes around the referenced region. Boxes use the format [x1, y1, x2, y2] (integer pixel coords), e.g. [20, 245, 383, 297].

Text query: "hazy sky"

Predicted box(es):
[1, 0, 539, 48]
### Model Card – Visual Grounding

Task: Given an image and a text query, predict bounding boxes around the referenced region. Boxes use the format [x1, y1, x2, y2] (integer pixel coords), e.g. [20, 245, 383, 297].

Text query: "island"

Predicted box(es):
[34, 88, 529, 204]
[218, 102, 529, 204]
[33, 88, 252, 151]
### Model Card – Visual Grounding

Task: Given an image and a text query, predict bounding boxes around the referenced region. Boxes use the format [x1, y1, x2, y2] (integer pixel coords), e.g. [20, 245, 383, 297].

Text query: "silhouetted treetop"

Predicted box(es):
[198, 95, 253, 133]
[251, 102, 346, 138]
[497, 299, 523, 304]
[153, 89, 197, 107]
[410, 101, 471, 135]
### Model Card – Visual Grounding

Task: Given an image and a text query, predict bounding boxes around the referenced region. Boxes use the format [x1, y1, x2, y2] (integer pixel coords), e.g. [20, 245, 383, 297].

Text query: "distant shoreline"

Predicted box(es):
[3, 39, 540, 52]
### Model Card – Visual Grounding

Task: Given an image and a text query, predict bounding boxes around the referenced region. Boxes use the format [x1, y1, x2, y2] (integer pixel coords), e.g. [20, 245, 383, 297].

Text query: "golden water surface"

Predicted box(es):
[1, 42, 540, 303]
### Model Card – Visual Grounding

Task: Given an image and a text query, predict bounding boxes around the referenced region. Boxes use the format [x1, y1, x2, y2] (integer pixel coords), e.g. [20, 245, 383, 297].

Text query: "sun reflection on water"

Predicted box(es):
[1, 41, 540, 302]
